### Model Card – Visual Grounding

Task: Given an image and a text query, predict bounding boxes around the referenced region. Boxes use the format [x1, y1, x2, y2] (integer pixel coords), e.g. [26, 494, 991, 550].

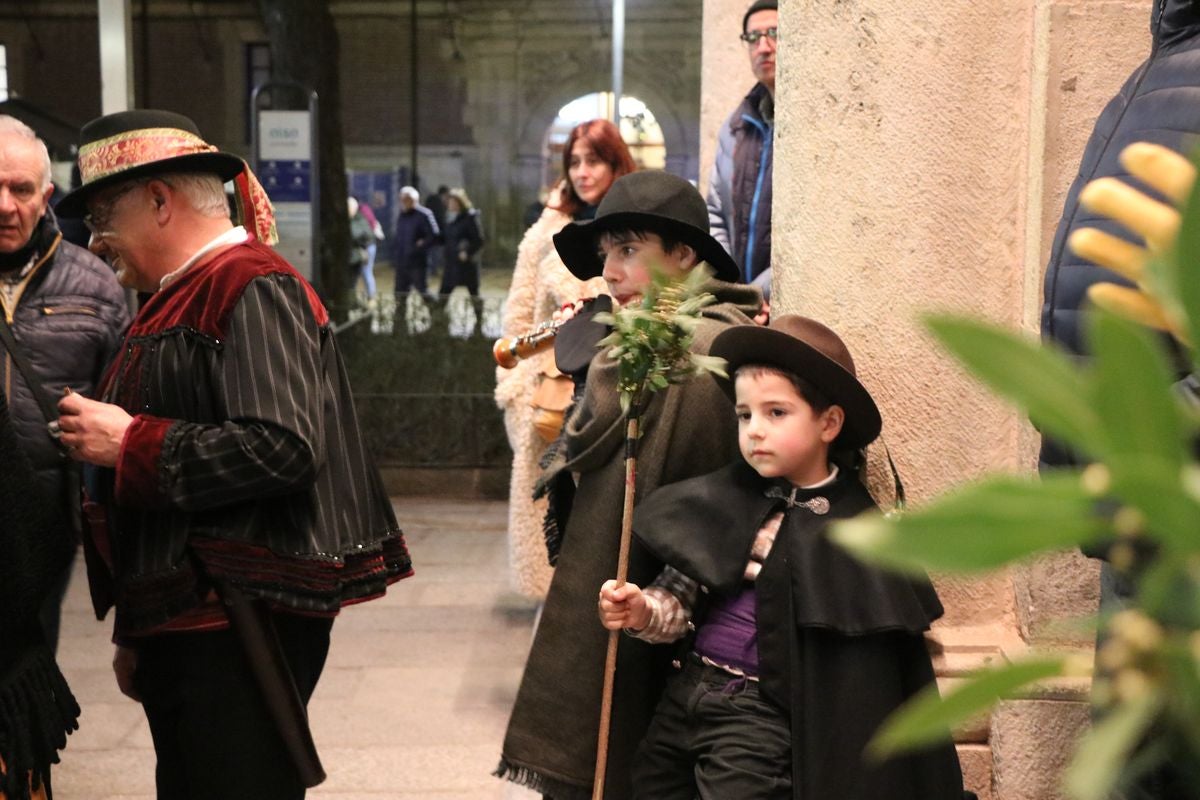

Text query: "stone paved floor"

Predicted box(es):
[53, 497, 543, 799]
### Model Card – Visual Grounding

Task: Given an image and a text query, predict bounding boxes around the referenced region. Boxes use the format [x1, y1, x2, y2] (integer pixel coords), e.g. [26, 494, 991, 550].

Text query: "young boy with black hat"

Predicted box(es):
[598, 316, 971, 800]
[496, 170, 762, 800]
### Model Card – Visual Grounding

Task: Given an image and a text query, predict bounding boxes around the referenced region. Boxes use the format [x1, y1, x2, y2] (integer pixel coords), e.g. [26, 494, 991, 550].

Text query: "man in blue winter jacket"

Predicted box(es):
[705, 0, 776, 297]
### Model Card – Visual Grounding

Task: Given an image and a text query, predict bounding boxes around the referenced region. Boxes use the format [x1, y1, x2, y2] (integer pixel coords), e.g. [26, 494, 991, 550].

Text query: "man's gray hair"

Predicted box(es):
[400, 185, 420, 202]
[0, 115, 53, 191]
[161, 172, 231, 219]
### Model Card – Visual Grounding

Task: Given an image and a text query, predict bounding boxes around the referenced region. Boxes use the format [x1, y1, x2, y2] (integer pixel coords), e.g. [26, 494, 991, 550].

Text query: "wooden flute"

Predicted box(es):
[492, 319, 565, 368]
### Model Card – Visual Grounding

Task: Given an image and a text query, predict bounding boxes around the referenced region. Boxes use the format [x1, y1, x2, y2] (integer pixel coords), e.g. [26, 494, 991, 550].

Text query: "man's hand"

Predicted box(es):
[598, 579, 650, 632]
[57, 391, 133, 467]
[113, 645, 141, 702]
[754, 299, 771, 326]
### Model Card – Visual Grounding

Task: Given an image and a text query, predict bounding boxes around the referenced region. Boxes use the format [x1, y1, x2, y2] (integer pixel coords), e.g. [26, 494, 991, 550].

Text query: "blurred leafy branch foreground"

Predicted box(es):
[830, 143, 1200, 800]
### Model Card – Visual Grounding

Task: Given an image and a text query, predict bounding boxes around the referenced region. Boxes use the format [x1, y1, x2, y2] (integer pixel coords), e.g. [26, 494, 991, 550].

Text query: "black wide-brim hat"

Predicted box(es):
[711, 315, 882, 449]
[56, 109, 245, 217]
[553, 170, 741, 284]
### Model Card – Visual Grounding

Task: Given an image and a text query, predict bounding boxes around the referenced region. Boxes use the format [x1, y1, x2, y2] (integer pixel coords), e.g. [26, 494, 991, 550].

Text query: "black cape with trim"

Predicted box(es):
[632, 460, 969, 800]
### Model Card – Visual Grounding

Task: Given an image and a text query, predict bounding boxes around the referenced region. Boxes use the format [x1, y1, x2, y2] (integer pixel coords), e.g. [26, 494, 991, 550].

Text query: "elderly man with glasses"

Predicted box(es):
[0, 116, 129, 654]
[706, 0, 778, 299]
[53, 109, 412, 800]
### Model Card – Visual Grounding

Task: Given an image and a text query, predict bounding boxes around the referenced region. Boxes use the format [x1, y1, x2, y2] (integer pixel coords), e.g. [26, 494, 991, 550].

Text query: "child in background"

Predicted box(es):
[599, 315, 971, 800]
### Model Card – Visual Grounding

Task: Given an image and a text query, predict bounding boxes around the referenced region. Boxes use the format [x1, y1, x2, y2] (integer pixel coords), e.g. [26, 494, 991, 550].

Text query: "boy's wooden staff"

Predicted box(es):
[589, 268, 725, 800]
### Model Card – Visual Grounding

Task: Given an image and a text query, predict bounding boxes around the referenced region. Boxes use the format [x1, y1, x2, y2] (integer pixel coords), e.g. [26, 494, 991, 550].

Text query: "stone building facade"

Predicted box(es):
[0, 0, 702, 265]
[1, 0, 1153, 795]
[698, 0, 1154, 797]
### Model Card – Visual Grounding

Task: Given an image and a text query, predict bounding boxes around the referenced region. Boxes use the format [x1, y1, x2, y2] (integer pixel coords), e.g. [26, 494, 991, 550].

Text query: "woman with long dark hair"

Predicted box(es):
[494, 119, 637, 600]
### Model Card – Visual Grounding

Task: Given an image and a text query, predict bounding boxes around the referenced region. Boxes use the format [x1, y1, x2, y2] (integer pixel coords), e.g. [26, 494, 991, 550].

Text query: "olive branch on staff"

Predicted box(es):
[589, 265, 726, 800]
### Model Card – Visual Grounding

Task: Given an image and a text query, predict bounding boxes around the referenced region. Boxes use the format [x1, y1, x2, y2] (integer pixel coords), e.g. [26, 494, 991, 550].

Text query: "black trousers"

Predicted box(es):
[133, 613, 333, 800]
[394, 260, 428, 294]
[633, 655, 792, 800]
[439, 258, 480, 296]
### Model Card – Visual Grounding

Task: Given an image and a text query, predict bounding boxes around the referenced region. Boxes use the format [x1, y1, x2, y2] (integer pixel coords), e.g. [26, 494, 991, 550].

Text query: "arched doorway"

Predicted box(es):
[540, 92, 666, 190]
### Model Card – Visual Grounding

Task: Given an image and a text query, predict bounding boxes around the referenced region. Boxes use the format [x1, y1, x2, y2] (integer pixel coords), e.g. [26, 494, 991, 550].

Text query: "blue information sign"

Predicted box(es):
[259, 160, 312, 203]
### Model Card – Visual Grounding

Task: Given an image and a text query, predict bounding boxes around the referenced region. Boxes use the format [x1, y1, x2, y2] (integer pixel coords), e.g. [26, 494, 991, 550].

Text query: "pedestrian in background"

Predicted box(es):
[348, 196, 377, 302]
[353, 195, 384, 302]
[392, 185, 437, 301]
[438, 187, 484, 299]
[425, 184, 449, 284]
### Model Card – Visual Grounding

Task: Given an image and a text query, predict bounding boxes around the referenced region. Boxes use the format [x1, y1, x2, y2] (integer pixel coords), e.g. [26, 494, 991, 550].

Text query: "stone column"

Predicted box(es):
[755, 0, 1154, 797]
[700, 0, 755, 193]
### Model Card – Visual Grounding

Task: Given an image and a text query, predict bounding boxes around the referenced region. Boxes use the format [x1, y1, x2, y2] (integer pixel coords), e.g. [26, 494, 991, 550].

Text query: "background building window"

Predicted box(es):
[0, 45, 9, 102]
[541, 92, 666, 190]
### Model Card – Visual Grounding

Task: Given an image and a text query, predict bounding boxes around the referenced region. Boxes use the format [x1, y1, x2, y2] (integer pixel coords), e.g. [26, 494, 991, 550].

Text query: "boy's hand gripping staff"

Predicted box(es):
[589, 267, 725, 800]
[1069, 142, 1197, 343]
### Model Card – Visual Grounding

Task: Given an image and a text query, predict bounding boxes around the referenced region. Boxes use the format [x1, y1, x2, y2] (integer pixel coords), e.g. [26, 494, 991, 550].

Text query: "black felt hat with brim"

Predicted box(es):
[56, 109, 245, 217]
[553, 171, 741, 284]
[711, 315, 882, 449]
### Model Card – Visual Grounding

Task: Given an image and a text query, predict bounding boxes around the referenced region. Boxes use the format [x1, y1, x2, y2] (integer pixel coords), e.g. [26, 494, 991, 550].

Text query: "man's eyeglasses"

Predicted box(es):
[83, 181, 144, 238]
[740, 27, 778, 46]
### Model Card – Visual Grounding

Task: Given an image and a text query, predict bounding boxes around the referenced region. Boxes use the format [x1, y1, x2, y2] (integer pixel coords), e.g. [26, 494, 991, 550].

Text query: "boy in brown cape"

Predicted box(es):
[495, 170, 761, 799]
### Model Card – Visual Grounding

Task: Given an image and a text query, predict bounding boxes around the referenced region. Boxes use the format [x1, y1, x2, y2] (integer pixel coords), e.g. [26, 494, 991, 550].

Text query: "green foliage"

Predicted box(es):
[833, 154, 1200, 798]
[868, 657, 1068, 758]
[595, 266, 725, 416]
[832, 473, 1112, 575]
[1170, 155, 1200, 350]
[1063, 692, 1162, 800]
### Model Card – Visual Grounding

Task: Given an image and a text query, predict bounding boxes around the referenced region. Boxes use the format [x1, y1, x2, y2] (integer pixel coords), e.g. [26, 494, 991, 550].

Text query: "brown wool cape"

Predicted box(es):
[496, 277, 762, 800]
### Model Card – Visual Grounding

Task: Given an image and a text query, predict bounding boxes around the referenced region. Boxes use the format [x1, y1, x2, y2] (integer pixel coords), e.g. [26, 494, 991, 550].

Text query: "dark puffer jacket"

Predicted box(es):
[0, 387, 80, 800]
[2, 213, 129, 506]
[391, 206, 437, 270]
[1040, 0, 1200, 464]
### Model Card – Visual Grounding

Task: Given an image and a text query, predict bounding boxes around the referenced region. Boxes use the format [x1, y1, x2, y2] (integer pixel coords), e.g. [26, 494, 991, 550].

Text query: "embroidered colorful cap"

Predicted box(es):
[56, 109, 276, 244]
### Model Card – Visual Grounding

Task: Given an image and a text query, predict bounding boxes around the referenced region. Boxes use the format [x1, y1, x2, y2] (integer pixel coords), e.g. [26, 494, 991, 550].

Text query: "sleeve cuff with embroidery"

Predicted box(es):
[114, 414, 177, 509]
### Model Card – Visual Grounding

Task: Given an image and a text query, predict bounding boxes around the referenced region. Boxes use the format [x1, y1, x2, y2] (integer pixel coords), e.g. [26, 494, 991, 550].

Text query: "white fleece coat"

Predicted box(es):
[495, 201, 606, 599]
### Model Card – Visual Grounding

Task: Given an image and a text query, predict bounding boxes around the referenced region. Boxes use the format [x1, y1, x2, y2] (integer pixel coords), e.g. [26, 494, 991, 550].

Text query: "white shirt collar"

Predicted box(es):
[159, 226, 249, 290]
[799, 463, 839, 490]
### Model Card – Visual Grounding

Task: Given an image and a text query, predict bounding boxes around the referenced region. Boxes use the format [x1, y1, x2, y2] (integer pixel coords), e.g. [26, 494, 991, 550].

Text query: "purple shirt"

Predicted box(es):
[693, 584, 759, 677]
